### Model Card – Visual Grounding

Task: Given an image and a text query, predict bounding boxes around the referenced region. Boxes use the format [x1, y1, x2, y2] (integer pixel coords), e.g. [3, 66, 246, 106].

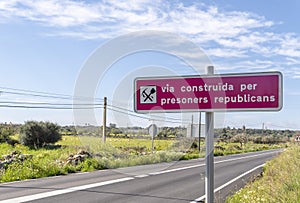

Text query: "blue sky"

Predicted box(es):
[0, 0, 300, 130]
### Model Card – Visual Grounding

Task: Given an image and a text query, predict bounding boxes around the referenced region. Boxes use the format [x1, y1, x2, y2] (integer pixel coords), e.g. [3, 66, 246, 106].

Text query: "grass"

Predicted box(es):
[214, 142, 284, 156]
[0, 135, 284, 183]
[0, 136, 186, 182]
[226, 145, 300, 203]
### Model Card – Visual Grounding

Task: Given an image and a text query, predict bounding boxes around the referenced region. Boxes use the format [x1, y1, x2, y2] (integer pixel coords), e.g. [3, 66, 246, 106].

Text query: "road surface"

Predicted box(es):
[0, 149, 281, 203]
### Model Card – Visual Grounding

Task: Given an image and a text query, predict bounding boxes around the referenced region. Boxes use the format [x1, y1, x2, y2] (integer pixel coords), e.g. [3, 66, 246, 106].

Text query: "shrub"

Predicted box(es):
[20, 121, 61, 149]
[0, 124, 15, 143]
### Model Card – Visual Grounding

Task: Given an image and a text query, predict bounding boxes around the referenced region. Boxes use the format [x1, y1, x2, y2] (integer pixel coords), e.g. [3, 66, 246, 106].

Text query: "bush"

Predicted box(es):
[0, 124, 15, 143]
[20, 121, 61, 149]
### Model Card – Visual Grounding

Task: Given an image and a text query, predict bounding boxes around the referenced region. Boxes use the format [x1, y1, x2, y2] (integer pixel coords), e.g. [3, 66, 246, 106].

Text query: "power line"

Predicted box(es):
[0, 102, 189, 124]
[0, 87, 104, 102]
[0, 86, 192, 125]
[107, 107, 189, 124]
[0, 101, 103, 106]
[0, 104, 103, 110]
[107, 104, 190, 122]
[0, 90, 104, 102]
[0, 86, 75, 98]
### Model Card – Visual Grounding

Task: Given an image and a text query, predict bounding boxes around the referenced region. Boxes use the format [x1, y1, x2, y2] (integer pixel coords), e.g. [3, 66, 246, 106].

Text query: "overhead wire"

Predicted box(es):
[0, 86, 192, 124]
[0, 104, 103, 110]
[107, 106, 190, 124]
[107, 103, 190, 122]
[0, 101, 103, 106]
[0, 86, 104, 102]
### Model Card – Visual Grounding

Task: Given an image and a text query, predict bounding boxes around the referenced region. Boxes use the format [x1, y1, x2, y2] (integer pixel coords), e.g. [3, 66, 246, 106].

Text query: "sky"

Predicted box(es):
[0, 0, 300, 130]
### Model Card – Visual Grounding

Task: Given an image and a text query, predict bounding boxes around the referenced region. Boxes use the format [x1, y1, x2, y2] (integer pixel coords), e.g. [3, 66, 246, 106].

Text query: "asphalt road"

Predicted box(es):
[0, 149, 282, 203]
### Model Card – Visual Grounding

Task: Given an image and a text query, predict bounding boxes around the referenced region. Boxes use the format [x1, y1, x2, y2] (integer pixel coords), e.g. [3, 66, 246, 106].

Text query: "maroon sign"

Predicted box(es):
[134, 72, 282, 113]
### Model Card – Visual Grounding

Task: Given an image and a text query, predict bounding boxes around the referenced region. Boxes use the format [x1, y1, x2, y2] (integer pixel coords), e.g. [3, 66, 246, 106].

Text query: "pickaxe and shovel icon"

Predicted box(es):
[142, 88, 156, 102]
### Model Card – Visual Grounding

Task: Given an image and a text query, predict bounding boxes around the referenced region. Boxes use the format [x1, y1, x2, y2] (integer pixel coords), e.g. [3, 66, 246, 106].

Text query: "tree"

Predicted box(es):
[20, 121, 61, 149]
[43, 122, 61, 143]
[109, 127, 123, 135]
[231, 134, 247, 148]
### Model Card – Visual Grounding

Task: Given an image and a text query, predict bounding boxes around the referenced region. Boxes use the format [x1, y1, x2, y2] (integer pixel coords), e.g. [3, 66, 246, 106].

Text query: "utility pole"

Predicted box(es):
[205, 66, 214, 203]
[198, 112, 202, 152]
[102, 97, 107, 143]
[191, 114, 194, 137]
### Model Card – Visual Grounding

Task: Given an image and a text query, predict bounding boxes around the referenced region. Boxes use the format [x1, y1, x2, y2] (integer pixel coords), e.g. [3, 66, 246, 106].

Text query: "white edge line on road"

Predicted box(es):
[150, 150, 276, 176]
[0, 177, 134, 203]
[190, 163, 266, 203]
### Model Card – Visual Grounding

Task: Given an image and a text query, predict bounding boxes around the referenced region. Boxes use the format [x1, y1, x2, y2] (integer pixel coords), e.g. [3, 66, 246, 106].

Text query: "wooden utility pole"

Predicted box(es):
[102, 97, 107, 143]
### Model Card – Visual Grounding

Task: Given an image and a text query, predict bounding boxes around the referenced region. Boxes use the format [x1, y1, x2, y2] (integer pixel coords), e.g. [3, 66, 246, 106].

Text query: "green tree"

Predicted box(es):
[109, 127, 123, 135]
[20, 121, 61, 149]
[231, 133, 247, 148]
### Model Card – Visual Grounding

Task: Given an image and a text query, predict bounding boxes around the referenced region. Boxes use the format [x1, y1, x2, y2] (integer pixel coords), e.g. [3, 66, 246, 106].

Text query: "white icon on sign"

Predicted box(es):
[140, 86, 157, 104]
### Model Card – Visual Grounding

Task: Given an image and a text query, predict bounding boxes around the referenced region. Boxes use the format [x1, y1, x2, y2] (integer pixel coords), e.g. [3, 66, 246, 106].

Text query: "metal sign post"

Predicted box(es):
[149, 124, 158, 153]
[205, 66, 214, 203]
[198, 112, 202, 152]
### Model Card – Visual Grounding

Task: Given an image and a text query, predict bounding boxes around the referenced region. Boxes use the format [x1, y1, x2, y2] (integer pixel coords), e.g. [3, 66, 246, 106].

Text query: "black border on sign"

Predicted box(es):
[133, 71, 283, 113]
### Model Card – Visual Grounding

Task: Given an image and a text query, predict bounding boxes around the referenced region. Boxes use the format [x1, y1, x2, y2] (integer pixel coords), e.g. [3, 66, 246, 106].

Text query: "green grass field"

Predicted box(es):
[0, 135, 284, 183]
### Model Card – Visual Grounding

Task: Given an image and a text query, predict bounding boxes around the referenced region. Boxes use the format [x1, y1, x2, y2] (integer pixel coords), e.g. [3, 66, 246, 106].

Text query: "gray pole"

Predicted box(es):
[205, 66, 214, 203]
[198, 112, 201, 152]
[152, 122, 154, 153]
[149, 123, 157, 153]
[102, 97, 107, 143]
[191, 114, 194, 137]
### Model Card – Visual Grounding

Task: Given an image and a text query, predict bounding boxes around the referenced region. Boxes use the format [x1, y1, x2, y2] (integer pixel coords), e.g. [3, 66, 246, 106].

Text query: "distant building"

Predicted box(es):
[186, 124, 206, 138]
[109, 123, 117, 128]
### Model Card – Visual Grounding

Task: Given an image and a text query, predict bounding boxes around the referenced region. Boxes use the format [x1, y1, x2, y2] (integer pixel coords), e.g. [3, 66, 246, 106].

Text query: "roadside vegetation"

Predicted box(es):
[0, 122, 296, 183]
[226, 146, 300, 203]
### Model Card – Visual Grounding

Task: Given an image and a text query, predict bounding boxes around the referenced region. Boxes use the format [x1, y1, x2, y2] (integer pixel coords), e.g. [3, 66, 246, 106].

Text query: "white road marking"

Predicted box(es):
[150, 150, 276, 176]
[149, 164, 203, 175]
[0, 177, 134, 203]
[75, 172, 89, 175]
[190, 164, 265, 203]
[134, 174, 149, 178]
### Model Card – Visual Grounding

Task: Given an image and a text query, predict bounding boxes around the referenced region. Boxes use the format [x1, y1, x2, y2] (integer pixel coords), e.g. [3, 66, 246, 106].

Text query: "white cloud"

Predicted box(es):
[286, 57, 300, 65]
[1, 0, 300, 77]
[205, 48, 247, 58]
[0, 0, 274, 40]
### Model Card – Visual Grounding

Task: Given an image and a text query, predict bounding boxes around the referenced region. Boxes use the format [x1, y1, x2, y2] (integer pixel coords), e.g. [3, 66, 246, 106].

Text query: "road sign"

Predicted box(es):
[134, 69, 283, 203]
[148, 124, 158, 152]
[148, 124, 158, 138]
[134, 72, 282, 113]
